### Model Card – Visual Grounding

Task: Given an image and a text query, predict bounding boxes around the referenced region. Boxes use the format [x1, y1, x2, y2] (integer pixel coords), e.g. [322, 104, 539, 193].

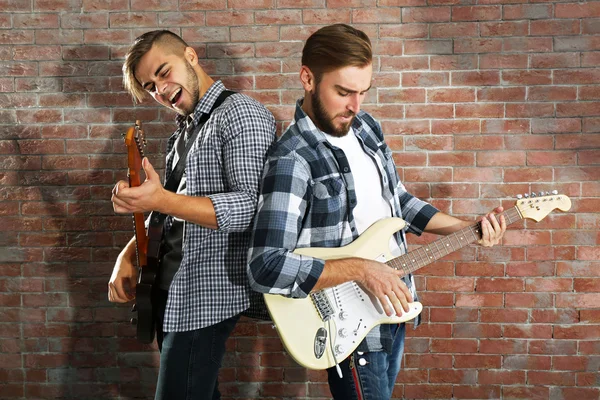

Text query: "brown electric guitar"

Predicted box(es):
[123, 121, 160, 344]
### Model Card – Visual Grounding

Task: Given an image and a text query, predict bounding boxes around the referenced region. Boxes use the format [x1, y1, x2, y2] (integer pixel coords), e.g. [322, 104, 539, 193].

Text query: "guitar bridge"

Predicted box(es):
[311, 291, 334, 321]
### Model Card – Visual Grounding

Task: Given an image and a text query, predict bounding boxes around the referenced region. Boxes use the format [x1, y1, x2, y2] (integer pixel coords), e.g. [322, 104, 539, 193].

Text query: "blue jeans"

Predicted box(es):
[327, 323, 406, 400]
[154, 289, 240, 400]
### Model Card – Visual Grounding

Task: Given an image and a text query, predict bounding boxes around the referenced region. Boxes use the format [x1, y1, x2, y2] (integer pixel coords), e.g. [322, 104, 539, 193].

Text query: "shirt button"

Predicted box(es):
[358, 358, 367, 366]
[343, 167, 349, 173]
[351, 227, 356, 232]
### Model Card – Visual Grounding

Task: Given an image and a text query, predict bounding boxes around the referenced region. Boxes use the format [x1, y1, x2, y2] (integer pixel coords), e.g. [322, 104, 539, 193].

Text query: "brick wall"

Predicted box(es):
[1, 1, 599, 399]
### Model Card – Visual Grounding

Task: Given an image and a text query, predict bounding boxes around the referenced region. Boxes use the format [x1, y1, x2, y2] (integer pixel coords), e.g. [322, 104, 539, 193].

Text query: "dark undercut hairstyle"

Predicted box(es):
[122, 30, 189, 103]
[301, 24, 372, 84]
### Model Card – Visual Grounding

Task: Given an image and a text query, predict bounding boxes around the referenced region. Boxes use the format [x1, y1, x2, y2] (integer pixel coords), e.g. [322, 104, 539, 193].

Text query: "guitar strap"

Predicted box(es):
[146, 90, 236, 235]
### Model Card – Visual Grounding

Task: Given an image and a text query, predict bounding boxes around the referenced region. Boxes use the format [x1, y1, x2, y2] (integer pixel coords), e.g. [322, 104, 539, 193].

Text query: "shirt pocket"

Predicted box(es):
[310, 177, 346, 229]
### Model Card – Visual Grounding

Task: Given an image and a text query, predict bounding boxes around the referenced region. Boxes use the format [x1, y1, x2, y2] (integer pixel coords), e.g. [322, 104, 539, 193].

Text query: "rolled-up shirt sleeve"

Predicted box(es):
[397, 181, 438, 235]
[247, 153, 325, 298]
[207, 99, 276, 232]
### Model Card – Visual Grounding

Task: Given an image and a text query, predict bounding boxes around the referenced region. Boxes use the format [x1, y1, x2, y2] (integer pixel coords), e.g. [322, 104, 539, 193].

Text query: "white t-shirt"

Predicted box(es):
[325, 128, 391, 235]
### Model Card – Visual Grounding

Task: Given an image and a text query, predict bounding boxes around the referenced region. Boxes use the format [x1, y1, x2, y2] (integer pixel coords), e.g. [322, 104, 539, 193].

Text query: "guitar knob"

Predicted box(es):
[130, 317, 137, 325]
[338, 328, 348, 338]
[339, 311, 349, 320]
[335, 345, 344, 354]
[131, 304, 137, 312]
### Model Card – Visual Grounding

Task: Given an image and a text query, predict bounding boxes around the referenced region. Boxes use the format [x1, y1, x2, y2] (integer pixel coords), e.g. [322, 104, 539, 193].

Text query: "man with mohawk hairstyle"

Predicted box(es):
[109, 30, 276, 400]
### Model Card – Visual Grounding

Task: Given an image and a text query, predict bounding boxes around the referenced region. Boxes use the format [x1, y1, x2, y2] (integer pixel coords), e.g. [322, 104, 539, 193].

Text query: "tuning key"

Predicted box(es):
[551, 190, 558, 195]
[516, 194, 523, 199]
[524, 193, 529, 198]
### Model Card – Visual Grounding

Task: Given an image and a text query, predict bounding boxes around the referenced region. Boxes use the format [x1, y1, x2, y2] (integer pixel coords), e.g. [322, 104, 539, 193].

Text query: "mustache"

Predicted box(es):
[337, 111, 355, 118]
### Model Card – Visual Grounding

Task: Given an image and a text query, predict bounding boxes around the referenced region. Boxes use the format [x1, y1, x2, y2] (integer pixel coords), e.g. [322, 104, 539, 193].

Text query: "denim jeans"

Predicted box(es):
[154, 289, 240, 400]
[327, 323, 406, 400]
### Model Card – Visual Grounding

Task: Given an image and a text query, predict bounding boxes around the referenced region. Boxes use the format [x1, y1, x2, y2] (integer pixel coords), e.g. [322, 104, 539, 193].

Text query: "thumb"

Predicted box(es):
[142, 157, 158, 180]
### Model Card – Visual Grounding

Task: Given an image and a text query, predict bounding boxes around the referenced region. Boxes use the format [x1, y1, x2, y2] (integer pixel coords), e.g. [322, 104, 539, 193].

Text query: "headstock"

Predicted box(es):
[124, 120, 146, 184]
[515, 190, 571, 222]
[124, 120, 146, 157]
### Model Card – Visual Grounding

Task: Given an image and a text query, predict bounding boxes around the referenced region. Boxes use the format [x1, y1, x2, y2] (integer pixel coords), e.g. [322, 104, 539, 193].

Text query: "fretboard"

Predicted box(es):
[388, 207, 521, 276]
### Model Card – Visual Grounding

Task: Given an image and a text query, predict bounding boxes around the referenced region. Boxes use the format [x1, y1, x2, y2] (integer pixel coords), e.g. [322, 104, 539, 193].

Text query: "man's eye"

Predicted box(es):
[339, 92, 349, 97]
[161, 70, 169, 77]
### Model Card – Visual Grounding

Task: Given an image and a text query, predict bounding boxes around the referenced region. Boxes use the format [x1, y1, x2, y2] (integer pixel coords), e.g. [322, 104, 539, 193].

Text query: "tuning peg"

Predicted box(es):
[531, 192, 536, 198]
[551, 190, 558, 195]
[538, 192, 544, 197]
[516, 194, 523, 199]
[524, 193, 529, 198]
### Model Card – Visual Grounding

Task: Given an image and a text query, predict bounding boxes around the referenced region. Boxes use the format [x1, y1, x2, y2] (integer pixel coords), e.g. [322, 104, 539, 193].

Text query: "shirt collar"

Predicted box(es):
[175, 80, 226, 131]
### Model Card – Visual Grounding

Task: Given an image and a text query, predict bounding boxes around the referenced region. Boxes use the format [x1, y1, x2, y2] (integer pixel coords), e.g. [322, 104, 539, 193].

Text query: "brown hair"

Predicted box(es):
[122, 30, 188, 103]
[301, 24, 372, 83]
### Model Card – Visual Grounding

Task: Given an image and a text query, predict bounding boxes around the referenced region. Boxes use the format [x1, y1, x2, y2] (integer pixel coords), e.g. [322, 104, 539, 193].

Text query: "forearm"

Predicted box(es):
[158, 191, 218, 230]
[423, 212, 472, 236]
[120, 236, 138, 261]
[311, 257, 366, 292]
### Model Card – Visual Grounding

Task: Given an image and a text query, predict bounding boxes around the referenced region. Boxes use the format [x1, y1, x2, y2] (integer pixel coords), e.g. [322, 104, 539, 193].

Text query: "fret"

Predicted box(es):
[432, 240, 442, 259]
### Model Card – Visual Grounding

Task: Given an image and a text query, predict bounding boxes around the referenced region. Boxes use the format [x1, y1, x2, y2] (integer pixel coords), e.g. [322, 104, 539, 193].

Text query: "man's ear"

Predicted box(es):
[184, 46, 198, 66]
[300, 66, 315, 92]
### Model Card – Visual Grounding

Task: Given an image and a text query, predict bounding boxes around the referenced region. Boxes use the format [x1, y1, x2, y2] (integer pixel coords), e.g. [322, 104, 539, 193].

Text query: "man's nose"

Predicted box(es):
[347, 94, 361, 114]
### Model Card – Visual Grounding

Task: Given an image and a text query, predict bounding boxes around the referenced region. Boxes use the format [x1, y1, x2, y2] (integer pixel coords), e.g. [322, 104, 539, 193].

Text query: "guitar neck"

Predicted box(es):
[388, 206, 522, 276]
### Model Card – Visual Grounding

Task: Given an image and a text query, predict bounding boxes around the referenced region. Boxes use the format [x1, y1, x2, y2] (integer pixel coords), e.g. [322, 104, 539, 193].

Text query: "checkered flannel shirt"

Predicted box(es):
[162, 81, 276, 332]
[247, 100, 438, 353]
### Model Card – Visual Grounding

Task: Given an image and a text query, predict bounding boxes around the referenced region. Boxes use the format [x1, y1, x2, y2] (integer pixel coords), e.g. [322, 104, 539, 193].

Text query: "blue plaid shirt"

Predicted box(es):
[248, 100, 438, 352]
[162, 81, 276, 332]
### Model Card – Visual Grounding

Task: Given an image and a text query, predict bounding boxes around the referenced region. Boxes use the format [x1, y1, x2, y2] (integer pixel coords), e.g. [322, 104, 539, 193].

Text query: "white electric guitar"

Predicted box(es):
[264, 192, 572, 370]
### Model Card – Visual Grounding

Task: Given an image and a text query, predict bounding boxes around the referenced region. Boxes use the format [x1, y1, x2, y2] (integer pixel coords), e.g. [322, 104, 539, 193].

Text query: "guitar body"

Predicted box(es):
[264, 217, 423, 370]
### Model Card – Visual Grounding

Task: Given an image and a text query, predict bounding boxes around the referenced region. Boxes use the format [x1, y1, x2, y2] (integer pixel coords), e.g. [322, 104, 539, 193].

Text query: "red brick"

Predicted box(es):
[405, 104, 453, 119]
[503, 70, 552, 85]
[430, 22, 478, 38]
[379, 88, 425, 104]
[428, 88, 475, 103]
[456, 103, 504, 118]
[481, 21, 528, 37]
[482, 119, 529, 134]
[531, 19, 580, 36]
[506, 4, 552, 19]
[504, 37, 553, 53]
[506, 103, 554, 118]
[531, 53, 580, 69]
[583, 18, 600, 34]
[380, 24, 428, 39]
[454, 38, 502, 53]
[402, 6, 450, 23]
[431, 55, 477, 70]
[431, 120, 479, 135]
[404, 39, 453, 55]
[556, 2, 600, 18]
[555, 36, 600, 52]
[527, 151, 577, 166]
[478, 87, 525, 102]
[452, 5, 501, 21]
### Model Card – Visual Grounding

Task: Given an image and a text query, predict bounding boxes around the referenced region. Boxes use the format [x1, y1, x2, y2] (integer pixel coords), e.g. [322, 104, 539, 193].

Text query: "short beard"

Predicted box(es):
[310, 85, 355, 138]
[179, 62, 200, 116]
